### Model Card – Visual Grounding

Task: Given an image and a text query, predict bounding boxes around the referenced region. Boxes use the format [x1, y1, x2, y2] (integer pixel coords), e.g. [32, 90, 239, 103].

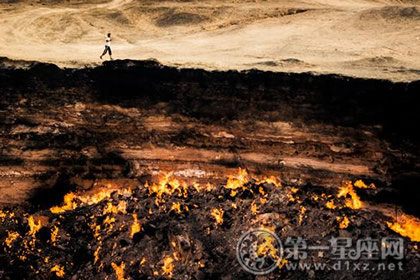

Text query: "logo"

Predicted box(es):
[236, 228, 284, 275]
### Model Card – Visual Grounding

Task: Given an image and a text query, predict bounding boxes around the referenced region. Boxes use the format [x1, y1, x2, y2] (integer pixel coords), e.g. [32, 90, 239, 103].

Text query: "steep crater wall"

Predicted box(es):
[0, 58, 419, 215]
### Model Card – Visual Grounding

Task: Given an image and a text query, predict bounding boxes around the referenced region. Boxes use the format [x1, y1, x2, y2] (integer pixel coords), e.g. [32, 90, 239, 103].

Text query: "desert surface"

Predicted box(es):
[0, 0, 419, 81]
[1, 1, 420, 279]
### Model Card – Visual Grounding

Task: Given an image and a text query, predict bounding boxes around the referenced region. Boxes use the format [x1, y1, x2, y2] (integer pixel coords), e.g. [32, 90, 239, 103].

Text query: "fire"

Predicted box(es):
[130, 214, 141, 238]
[50, 264, 65, 278]
[337, 181, 362, 209]
[103, 216, 116, 232]
[103, 201, 127, 215]
[354, 180, 376, 189]
[0, 210, 13, 222]
[27, 216, 42, 237]
[205, 183, 215, 191]
[112, 262, 127, 280]
[250, 201, 259, 215]
[298, 206, 306, 224]
[146, 173, 190, 205]
[256, 231, 279, 259]
[50, 193, 77, 214]
[386, 214, 420, 242]
[5, 231, 20, 248]
[225, 168, 249, 196]
[170, 202, 181, 214]
[50, 226, 59, 245]
[94, 244, 102, 263]
[50, 187, 132, 214]
[256, 176, 281, 187]
[325, 200, 337, 209]
[162, 255, 174, 278]
[337, 216, 349, 229]
[210, 208, 224, 226]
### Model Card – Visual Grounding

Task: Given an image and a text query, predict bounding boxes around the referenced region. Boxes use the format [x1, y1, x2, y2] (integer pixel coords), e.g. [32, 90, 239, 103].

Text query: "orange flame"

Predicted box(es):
[50, 226, 59, 245]
[170, 202, 181, 214]
[5, 231, 20, 248]
[256, 176, 281, 187]
[354, 180, 376, 189]
[337, 216, 349, 229]
[225, 168, 249, 196]
[250, 201, 259, 215]
[298, 206, 306, 224]
[103, 201, 127, 215]
[51, 264, 65, 278]
[112, 262, 127, 280]
[146, 173, 190, 205]
[386, 214, 420, 242]
[50, 187, 132, 214]
[27, 216, 42, 237]
[325, 200, 337, 209]
[256, 231, 279, 260]
[162, 256, 174, 278]
[130, 214, 141, 238]
[210, 208, 224, 226]
[337, 181, 363, 209]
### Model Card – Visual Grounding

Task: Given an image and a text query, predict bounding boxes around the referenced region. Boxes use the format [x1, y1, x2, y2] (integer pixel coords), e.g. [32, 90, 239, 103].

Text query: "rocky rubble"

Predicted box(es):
[1, 170, 419, 279]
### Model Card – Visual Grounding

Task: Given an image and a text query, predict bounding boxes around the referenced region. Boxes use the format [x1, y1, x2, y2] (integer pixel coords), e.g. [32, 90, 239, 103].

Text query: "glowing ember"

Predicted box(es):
[103, 216, 116, 232]
[130, 214, 141, 238]
[225, 168, 249, 196]
[386, 214, 420, 242]
[146, 173, 190, 205]
[337, 181, 363, 209]
[103, 201, 127, 215]
[170, 202, 181, 214]
[50, 226, 59, 245]
[50, 264, 65, 278]
[162, 256, 174, 278]
[50, 187, 132, 214]
[0, 210, 8, 221]
[210, 208, 224, 226]
[325, 200, 337, 209]
[256, 176, 281, 187]
[256, 231, 279, 259]
[27, 216, 42, 237]
[354, 180, 376, 189]
[250, 201, 259, 215]
[50, 193, 77, 214]
[298, 206, 306, 224]
[4, 231, 20, 248]
[112, 262, 127, 280]
[93, 244, 102, 264]
[337, 216, 350, 229]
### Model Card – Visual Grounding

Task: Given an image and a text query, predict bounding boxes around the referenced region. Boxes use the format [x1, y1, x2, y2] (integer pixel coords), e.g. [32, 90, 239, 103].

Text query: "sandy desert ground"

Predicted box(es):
[0, 0, 419, 81]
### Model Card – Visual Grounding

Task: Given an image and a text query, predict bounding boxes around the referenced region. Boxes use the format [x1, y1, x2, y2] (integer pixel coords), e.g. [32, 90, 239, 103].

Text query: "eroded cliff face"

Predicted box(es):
[0, 58, 418, 214]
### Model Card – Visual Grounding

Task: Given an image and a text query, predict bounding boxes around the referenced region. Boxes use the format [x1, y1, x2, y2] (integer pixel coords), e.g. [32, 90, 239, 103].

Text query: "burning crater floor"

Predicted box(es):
[0, 58, 419, 279]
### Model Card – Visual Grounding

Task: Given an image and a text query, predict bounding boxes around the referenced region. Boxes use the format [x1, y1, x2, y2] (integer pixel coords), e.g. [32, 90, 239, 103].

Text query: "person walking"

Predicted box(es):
[100, 33, 113, 60]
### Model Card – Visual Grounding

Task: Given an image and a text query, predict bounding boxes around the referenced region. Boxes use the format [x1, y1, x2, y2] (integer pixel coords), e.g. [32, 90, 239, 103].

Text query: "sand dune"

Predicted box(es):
[0, 0, 419, 80]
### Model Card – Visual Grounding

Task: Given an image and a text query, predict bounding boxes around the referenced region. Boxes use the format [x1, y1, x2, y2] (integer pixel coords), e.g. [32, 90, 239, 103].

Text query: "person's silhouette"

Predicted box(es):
[100, 33, 112, 60]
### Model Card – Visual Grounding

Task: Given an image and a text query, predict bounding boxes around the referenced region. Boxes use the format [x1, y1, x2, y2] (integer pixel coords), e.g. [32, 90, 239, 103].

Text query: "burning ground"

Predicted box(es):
[1, 170, 420, 279]
[0, 59, 420, 279]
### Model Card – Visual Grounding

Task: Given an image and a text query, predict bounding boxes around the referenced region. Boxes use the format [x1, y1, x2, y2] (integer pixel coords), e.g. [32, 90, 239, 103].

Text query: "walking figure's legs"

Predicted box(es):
[108, 47, 113, 60]
[100, 46, 112, 60]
